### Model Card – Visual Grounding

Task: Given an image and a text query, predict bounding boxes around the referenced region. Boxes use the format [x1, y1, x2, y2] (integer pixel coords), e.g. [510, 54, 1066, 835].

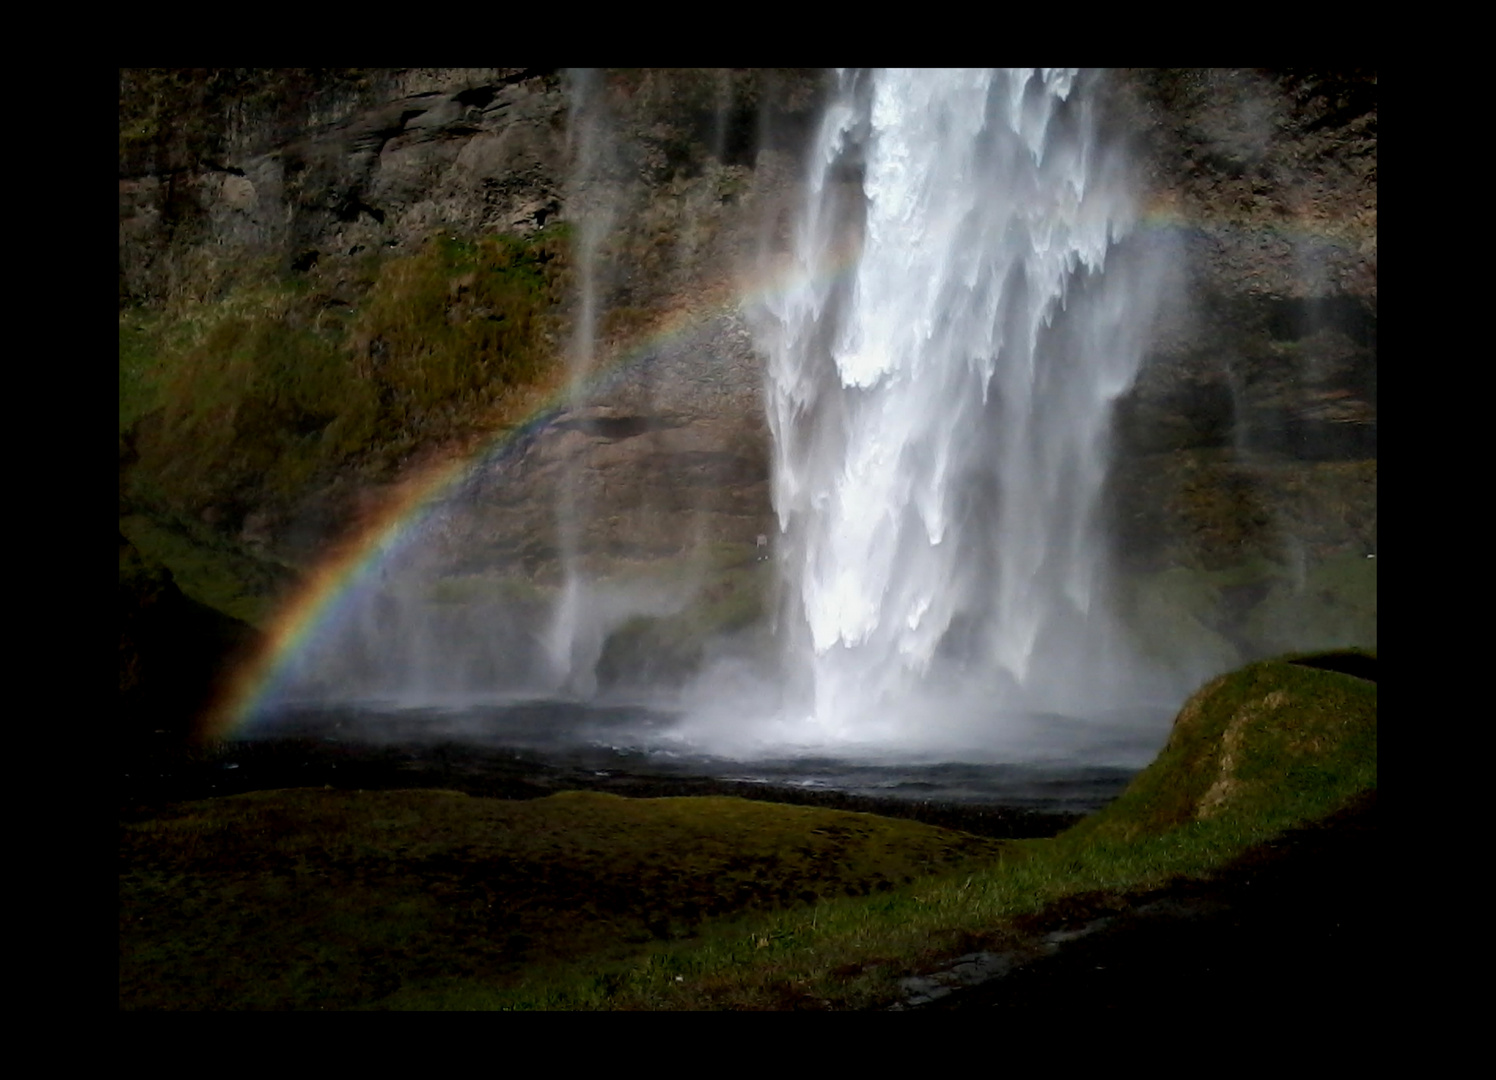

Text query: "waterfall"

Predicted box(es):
[543, 69, 617, 695]
[754, 68, 1160, 746]
[248, 68, 1169, 762]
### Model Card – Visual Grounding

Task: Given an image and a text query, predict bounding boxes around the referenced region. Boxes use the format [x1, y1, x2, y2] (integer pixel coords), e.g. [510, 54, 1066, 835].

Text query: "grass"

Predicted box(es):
[120, 789, 1005, 1010]
[495, 657, 1374, 1011]
[119, 655, 1375, 1010]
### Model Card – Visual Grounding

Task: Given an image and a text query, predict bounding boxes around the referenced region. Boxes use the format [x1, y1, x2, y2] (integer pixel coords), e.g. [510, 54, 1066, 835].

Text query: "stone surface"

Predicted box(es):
[431, 309, 773, 579]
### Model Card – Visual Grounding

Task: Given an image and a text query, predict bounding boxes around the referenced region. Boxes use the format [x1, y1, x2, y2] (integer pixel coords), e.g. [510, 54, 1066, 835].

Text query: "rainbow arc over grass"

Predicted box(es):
[204, 207, 1371, 740]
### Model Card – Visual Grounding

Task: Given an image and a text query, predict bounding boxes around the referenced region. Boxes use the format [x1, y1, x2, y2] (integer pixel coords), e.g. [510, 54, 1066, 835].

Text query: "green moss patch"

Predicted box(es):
[119, 228, 571, 623]
[118, 513, 290, 627]
[1063, 658, 1376, 846]
[124, 228, 567, 510]
[1125, 566, 1245, 675]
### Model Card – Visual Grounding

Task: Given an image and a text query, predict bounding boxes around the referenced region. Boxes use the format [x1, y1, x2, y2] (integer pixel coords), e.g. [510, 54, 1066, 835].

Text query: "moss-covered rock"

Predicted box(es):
[594, 554, 771, 690]
[1065, 656, 1376, 846]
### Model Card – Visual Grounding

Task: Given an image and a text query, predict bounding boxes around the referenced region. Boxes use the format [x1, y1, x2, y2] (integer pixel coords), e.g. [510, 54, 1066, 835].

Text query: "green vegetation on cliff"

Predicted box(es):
[119, 227, 570, 621]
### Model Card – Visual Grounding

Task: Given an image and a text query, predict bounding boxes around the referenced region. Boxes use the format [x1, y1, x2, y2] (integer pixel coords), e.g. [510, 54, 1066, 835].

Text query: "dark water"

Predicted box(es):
[233, 700, 1147, 816]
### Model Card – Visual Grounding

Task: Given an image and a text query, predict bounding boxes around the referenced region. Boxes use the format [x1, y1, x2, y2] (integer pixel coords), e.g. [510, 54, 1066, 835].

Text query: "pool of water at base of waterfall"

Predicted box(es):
[212, 698, 1174, 816]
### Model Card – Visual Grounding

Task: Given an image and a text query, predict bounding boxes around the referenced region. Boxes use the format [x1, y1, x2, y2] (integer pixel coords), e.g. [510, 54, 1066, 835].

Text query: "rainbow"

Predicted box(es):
[1137, 195, 1377, 257]
[204, 301, 719, 739]
[204, 250, 860, 739]
[204, 206, 1372, 740]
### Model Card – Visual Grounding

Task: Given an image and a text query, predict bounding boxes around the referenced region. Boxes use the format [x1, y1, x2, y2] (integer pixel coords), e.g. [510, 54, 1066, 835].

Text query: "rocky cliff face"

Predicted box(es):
[119, 68, 819, 312]
[118, 68, 1376, 694]
[1105, 70, 1376, 666]
[120, 69, 816, 585]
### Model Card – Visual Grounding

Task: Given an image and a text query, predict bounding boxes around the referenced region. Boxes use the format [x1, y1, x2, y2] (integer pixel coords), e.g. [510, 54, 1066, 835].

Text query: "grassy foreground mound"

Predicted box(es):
[119, 789, 1005, 1010]
[118, 656, 1374, 1010]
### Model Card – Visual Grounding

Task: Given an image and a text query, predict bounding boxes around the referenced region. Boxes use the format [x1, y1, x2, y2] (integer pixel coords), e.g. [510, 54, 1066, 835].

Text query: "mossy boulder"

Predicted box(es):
[594, 556, 771, 690]
[1066, 654, 1376, 847]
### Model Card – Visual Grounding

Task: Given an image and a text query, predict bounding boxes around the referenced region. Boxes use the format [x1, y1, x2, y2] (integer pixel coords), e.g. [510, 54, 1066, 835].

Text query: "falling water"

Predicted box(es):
[544, 68, 617, 695]
[752, 68, 1162, 749]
